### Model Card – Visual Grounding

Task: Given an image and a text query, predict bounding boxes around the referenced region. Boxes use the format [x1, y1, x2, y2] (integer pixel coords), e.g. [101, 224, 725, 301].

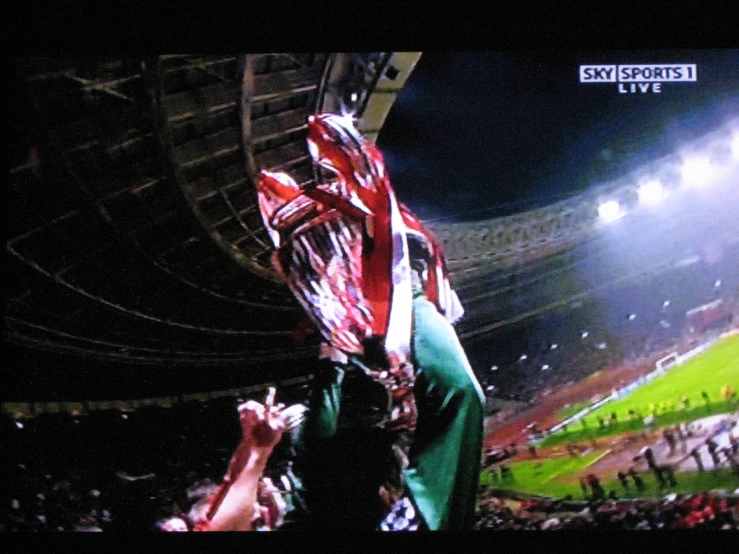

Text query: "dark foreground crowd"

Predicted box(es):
[1, 396, 306, 532]
[3, 398, 739, 532]
[475, 490, 739, 530]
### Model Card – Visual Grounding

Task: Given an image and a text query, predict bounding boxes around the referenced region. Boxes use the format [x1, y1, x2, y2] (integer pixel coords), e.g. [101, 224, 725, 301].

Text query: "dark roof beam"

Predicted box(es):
[164, 82, 239, 123]
[250, 84, 318, 104]
[64, 75, 136, 103]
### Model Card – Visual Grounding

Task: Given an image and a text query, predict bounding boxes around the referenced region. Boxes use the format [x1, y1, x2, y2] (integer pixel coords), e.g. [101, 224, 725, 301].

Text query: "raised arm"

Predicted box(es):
[198, 398, 287, 532]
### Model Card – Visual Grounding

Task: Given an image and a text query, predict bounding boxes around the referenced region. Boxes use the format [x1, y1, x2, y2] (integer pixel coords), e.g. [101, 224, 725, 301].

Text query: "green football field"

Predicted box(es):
[539, 335, 739, 448]
[480, 457, 739, 500]
[479, 452, 603, 499]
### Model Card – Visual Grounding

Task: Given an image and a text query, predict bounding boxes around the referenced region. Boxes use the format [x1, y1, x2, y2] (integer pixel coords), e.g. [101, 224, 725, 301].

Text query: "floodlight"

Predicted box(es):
[681, 156, 715, 187]
[598, 200, 623, 222]
[581, 331, 589, 339]
[490, 365, 498, 372]
[550, 343, 558, 350]
[519, 354, 528, 361]
[638, 180, 665, 205]
[541, 364, 550, 371]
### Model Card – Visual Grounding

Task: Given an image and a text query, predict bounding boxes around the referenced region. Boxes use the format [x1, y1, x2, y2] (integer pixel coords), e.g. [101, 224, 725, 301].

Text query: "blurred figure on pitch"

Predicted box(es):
[690, 447, 705, 472]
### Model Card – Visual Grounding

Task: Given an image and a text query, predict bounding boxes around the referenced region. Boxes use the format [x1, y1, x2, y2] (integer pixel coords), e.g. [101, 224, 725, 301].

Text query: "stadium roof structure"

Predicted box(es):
[5, 54, 424, 387]
[6, 54, 739, 400]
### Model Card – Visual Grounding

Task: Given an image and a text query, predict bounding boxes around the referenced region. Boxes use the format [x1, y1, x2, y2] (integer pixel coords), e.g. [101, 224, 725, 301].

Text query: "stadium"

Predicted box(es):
[4, 52, 739, 533]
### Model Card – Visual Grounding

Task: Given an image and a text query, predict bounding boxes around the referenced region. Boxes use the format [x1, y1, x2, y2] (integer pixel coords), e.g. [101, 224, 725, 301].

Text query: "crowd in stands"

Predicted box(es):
[5, 391, 738, 532]
[473, 258, 736, 404]
[0, 393, 307, 532]
[475, 491, 739, 530]
[2, 268, 736, 532]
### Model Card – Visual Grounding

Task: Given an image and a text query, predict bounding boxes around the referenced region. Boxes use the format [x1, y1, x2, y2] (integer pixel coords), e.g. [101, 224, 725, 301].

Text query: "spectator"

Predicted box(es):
[659, 465, 677, 487]
[663, 429, 677, 456]
[579, 477, 589, 499]
[729, 454, 739, 477]
[729, 432, 738, 456]
[706, 439, 722, 468]
[720, 447, 734, 464]
[676, 425, 689, 454]
[653, 467, 667, 490]
[193, 397, 290, 532]
[690, 447, 705, 472]
[586, 474, 606, 501]
[721, 385, 730, 401]
[474, 489, 739, 530]
[628, 468, 646, 492]
[641, 446, 656, 470]
[617, 471, 630, 495]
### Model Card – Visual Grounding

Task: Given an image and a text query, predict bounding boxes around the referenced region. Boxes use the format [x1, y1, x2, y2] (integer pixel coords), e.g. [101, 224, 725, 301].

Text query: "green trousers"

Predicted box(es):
[298, 293, 485, 531]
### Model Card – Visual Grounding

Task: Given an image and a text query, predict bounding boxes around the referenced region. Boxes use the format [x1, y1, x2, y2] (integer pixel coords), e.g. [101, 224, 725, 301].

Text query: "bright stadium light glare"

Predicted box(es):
[598, 200, 623, 222]
[681, 156, 715, 187]
[638, 180, 665, 205]
[731, 132, 739, 160]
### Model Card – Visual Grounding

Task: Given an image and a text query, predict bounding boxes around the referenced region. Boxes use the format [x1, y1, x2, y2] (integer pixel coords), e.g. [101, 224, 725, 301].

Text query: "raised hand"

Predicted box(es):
[238, 390, 287, 450]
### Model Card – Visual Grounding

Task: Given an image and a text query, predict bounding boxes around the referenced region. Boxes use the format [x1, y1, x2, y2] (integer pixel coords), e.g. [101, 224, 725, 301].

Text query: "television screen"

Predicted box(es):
[5, 45, 739, 536]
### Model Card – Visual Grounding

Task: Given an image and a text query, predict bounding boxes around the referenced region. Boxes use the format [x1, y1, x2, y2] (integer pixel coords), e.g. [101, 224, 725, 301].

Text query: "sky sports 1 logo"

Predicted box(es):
[579, 64, 697, 94]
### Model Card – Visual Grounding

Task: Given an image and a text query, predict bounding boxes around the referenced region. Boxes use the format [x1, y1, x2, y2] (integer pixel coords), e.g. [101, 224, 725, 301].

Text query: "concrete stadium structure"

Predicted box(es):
[6, 53, 739, 403]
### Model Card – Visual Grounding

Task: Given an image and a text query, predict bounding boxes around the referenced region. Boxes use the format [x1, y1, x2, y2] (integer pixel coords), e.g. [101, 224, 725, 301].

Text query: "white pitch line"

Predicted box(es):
[541, 449, 612, 484]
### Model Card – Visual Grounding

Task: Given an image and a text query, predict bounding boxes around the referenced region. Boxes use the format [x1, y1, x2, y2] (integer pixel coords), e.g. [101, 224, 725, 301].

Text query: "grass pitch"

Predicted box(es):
[539, 335, 739, 447]
[480, 459, 739, 500]
[479, 452, 603, 499]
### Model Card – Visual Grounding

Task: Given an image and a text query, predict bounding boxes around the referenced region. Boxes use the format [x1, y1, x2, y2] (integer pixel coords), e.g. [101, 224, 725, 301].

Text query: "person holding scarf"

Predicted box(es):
[255, 114, 484, 531]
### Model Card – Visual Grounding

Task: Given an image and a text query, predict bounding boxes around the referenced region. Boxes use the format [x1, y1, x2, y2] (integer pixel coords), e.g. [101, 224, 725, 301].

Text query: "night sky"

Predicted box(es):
[377, 50, 739, 222]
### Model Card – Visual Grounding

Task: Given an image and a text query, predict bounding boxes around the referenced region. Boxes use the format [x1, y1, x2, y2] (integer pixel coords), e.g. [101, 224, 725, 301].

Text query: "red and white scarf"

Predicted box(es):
[257, 114, 462, 366]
